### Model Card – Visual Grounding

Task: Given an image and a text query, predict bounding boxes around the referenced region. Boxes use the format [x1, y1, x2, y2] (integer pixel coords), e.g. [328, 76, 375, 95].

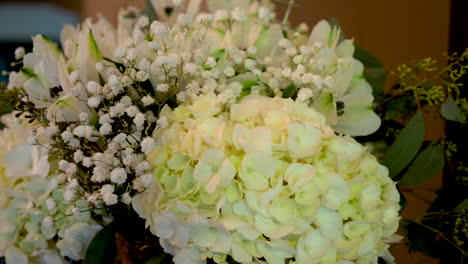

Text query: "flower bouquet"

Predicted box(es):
[1, 0, 466, 263]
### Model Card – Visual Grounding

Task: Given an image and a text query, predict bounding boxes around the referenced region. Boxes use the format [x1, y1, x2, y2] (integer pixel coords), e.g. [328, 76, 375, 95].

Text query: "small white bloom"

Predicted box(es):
[134, 113, 146, 128]
[99, 113, 113, 125]
[74, 149, 85, 163]
[157, 116, 168, 128]
[86, 81, 100, 94]
[122, 192, 132, 204]
[135, 161, 151, 175]
[297, 88, 314, 102]
[137, 16, 150, 28]
[88, 96, 102, 108]
[69, 70, 80, 83]
[45, 198, 56, 211]
[141, 137, 156, 154]
[244, 59, 257, 70]
[42, 216, 54, 229]
[103, 193, 118, 205]
[183, 63, 198, 74]
[66, 163, 77, 174]
[99, 123, 112, 135]
[141, 95, 155, 106]
[64, 190, 75, 202]
[87, 193, 99, 204]
[82, 157, 93, 167]
[205, 57, 216, 68]
[96, 62, 104, 71]
[279, 38, 292, 48]
[45, 124, 59, 137]
[156, 83, 169, 93]
[79, 112, 89, 122]
[59, 160, 69, 171]
[110, 168, 128, 185]
[293, 55, 304, 65]
[113, 133, 127, 144]
[126, 106, 139, 117]
[14, 47, 25, 60]
[136, 70, 149, 81]
[224, 66, 235, 77]
[141, 173, 153, 187]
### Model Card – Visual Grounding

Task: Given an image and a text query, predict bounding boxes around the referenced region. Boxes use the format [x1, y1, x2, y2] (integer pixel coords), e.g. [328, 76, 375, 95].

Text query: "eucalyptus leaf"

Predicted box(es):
[83, 223, 117, 264]
[142, 0, 159, 21]
[399, 144, 445, 185]
[354, 45, 383, 68]
[441, 96, 466, 123]
[144, 254, 171, 264]
[383, 111, 425, 179]
[402, 220, 439, 258]
[454, 198, 468, 212]
[364, 68, 387, 102]
[384, 94, 417, 120]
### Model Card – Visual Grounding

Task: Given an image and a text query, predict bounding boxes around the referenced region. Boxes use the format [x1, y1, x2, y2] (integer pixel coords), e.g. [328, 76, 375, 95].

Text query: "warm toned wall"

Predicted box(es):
[82, 1, 450, 263]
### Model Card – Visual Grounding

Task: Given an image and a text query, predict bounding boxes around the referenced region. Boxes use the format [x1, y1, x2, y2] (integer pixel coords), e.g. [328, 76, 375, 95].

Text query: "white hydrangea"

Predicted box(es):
[134, 95, 401, 264]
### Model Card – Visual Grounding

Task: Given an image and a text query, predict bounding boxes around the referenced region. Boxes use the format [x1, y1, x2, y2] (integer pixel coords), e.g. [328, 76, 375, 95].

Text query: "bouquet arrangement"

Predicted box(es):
[2, 0, 465, 263]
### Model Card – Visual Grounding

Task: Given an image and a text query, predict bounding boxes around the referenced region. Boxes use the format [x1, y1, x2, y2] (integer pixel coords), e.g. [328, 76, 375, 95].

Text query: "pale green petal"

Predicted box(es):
[312, 92, 337, 126]
[334, 92, 381, 136]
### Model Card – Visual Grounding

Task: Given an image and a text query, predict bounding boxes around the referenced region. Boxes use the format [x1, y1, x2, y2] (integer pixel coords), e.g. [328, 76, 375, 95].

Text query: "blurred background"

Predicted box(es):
[0, 0, 465, 263]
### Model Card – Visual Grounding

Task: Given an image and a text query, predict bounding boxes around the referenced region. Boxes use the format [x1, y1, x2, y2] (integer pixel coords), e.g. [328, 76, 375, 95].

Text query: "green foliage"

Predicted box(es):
[384, 93, 417, 120]
[144, 254, 172, 264]
[83, 222, 117, 264]
[454, 198, 468, 212]
[402, 220, 439, 258]
[142, 0, 159, 21]
[354, 45, 383, 68]
[239, 80, 259, 98]
[282, 84, 297, 99]
[399, 144, 445, 186]
[364, 68, 387, 102]
[382, 111, 425, 179]
[442, 96, 466, 123]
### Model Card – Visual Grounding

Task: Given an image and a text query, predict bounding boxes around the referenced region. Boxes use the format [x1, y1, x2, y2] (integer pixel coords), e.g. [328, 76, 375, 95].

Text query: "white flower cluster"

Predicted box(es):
[1, 0, 393, 263]
[0, 115, 103, 264]
[133, 94, 401, 264]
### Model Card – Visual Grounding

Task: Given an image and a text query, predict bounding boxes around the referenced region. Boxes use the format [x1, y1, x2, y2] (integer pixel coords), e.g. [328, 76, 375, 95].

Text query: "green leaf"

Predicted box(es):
[144, 254, 172, 264]
[454, 198, 468, 212]
[20, 68, 36, 78]
[402, 220, 439, 258]
[83, 223, 117, 264]
[142, 0, 158, 21]
[383, 111, 425, 179]
[103, 57, 125, 73]
[88, 30, 103, 61]
[384, 94, 417, 120]
[399, 144, 445, 185]
[282, 84, 297, 99]
[239, 80, 258, 98]
[328, 18, 345, 43]
[441, 96, 466, 123]
[364, 68, 387, 101]
[354, 45, 383, 68]
[212, 49, 226, 62]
